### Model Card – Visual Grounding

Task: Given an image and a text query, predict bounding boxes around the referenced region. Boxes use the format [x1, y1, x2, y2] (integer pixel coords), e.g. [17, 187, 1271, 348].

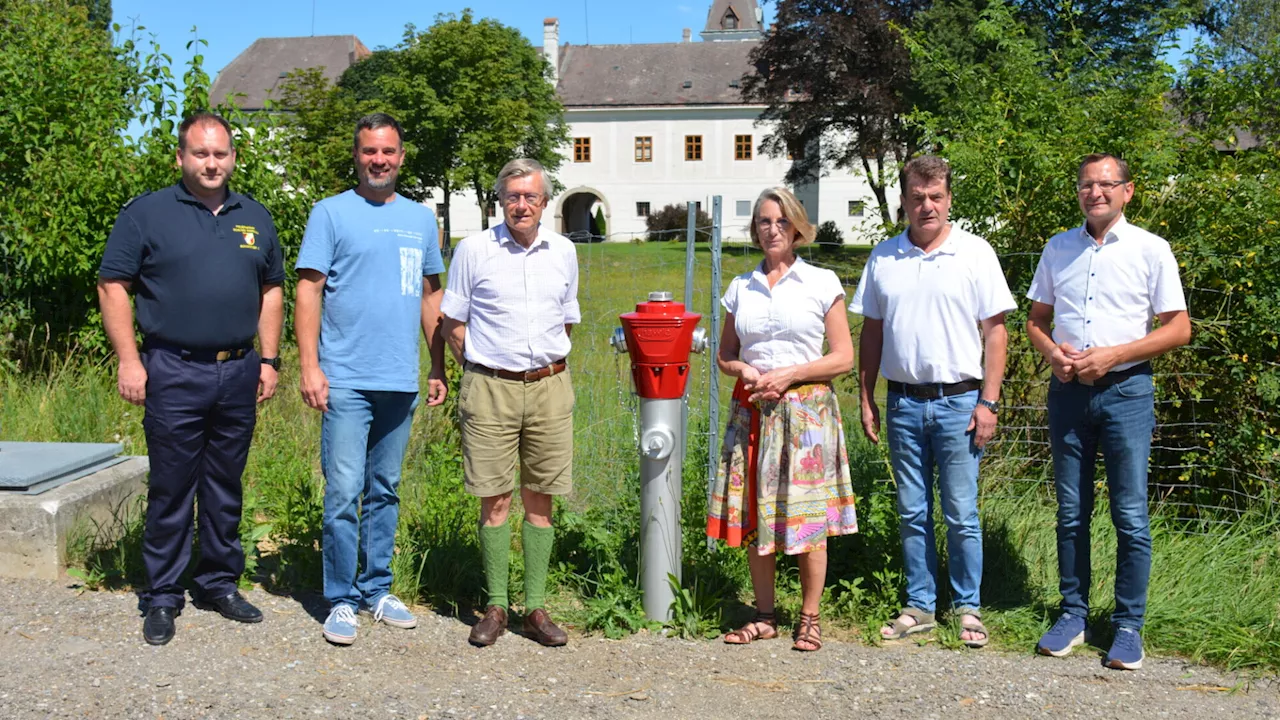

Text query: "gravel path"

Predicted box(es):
[0, 578, 1274, 719]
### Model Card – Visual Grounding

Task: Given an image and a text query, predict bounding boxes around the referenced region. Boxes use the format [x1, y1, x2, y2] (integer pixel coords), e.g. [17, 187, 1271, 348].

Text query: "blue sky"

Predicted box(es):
[112, 1, 1201, 86]
[111, 0, 766, 79]
[110, 0, 1200, 120]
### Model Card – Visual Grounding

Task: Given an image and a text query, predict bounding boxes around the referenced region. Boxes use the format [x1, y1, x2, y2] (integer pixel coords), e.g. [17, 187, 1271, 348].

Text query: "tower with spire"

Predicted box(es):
[701, 0, 764, 41]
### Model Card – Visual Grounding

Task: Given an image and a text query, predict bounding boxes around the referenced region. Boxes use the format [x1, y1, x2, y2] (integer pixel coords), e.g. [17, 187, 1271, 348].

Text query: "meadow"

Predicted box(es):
[2, 241, 1278, 673]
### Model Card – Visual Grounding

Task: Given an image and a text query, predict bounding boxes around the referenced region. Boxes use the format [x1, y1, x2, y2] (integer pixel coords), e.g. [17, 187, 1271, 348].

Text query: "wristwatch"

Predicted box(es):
[977, 398, 1000, 414]
[260, 357, 281, 370]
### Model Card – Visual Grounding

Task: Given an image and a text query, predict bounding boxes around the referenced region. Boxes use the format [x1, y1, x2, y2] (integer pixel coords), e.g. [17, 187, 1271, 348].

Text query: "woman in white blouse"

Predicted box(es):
[707, 187, 858, 652]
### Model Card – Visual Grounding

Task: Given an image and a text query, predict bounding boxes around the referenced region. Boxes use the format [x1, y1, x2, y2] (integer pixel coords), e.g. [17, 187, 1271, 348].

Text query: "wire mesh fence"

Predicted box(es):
[554, 204, 1277, 533]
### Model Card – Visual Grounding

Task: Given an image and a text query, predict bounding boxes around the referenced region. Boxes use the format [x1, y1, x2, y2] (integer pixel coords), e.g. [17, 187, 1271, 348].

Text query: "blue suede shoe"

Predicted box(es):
[366, 594, 417, 630]
[1037, 613, 1087, 657]
[1105, 627, 1144, 670]
[322, 604, 358, 645]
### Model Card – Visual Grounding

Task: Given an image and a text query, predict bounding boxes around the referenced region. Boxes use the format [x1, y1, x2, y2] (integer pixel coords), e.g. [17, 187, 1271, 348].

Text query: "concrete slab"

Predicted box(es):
[0, 441, 125, 492]
[0, 456, 149, 580]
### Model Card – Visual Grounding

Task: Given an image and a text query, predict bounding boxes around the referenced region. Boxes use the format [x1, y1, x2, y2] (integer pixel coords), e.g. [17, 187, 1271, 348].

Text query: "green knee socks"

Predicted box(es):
[479, 520, 555, 610]
[522, 520, 555, 611]
[479, 523, 510, 609]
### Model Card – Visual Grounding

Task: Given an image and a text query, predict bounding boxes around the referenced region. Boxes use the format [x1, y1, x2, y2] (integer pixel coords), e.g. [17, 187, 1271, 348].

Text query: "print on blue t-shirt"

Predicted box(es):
[296, 190, 445, 392]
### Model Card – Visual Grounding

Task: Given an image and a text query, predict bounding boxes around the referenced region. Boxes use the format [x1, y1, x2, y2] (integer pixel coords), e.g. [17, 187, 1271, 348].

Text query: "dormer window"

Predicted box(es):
[722, 9, 738, 29]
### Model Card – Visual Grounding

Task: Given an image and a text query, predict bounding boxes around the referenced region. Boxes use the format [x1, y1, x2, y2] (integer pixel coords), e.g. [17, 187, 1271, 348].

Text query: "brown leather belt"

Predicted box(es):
[887, 378, 982, 399]
[466, 359, 567, 383]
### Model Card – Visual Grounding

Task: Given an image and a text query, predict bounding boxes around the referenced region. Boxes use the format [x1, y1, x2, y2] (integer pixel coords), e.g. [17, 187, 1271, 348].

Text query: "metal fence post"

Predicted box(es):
[682, 203, 697, 447]
[706, 197, 723, 550]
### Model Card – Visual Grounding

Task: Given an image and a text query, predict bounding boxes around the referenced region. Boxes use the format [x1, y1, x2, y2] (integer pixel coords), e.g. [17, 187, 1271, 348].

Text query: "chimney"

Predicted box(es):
[543, 18, 560, 84]
[682, 28, 691, 43]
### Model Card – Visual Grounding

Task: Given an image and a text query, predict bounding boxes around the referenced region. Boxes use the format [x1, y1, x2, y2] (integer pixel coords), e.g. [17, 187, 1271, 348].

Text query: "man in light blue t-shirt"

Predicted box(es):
[295, 113, 447, 646]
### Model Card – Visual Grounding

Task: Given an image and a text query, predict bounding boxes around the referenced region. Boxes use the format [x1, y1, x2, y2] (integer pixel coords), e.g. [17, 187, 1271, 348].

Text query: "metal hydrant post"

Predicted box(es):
[611, 291, 708, 621]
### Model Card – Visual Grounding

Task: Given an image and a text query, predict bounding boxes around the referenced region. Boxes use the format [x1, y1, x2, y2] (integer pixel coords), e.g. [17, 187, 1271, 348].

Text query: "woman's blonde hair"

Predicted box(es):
[749, 187, 815, 247]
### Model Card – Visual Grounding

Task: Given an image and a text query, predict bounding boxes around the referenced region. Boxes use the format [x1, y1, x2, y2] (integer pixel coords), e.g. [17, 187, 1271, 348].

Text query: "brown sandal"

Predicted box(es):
[793, 612, 822, 652]
[723, 611, 778, 644]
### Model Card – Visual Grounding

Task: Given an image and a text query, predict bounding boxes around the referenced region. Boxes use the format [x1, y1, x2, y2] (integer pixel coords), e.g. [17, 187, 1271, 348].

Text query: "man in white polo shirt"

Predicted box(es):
[851, 155, 1015, 648]
[442, 158, 579, 649]
[1027, 153, 1190, 670]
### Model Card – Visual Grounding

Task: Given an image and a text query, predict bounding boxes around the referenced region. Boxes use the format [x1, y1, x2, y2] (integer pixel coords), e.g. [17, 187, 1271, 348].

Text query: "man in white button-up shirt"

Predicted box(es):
[442, 159, 580, 649]
[1027, 153, 1190, 670]
[851, 156, 1016, 648]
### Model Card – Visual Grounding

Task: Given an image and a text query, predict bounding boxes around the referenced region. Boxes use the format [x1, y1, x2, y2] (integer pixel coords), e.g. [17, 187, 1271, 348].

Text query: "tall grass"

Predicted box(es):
[3, 242, 1278, 673]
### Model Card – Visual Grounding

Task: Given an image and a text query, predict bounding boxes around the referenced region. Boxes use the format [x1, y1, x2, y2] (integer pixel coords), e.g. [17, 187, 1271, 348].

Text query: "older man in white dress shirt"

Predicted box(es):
[851, 155, 1016, 648]
[442, 158, 579, 649]
[1028, 153, 1190, 670]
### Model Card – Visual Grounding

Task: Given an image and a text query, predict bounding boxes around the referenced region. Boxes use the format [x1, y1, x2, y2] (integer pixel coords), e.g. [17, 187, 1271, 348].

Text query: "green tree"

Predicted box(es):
[0, 0, 144, 360]
[906, 1, 1180, 263]
[70, 0, 112, 31]
[1015, 0, 1200, 69]
[645, 204, 712, 242]
[273, 68, 380, 197]
[336, 48, 397, 103]
[593, 205, 607, 239]
[742, 0, 924, 228]
[904, 0, 1178, 463]
[381, 11, 568, 244]
[1202, 0, 1280, 60]
[907, 1, 1280, 504]
[0, 3, 332, 362]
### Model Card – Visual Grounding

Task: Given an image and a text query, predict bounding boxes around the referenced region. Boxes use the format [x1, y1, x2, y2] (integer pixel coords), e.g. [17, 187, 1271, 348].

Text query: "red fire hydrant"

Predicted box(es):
[611, 291, 707, 620]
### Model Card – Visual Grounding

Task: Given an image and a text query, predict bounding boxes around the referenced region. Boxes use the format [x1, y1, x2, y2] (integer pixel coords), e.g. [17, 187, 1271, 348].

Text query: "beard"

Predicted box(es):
[361, 169, 396, 190]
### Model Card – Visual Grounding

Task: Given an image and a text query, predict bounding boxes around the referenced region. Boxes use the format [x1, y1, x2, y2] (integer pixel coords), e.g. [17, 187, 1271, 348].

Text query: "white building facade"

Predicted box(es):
[207, 3, 898, 243]
[441, 3, 896, 243]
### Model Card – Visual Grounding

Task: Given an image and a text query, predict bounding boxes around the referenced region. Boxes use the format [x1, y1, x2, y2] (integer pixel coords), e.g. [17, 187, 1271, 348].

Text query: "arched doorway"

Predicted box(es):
[556, 187, 610, 242]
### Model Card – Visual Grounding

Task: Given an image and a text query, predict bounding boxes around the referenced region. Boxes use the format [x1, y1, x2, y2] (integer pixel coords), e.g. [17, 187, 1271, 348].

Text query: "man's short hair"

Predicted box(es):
[1077, 153, 1132, 184]
[353, 112, 404, 148]
[177, 112, 234, 152]
[749, 187, 816, 247]
[900, 155, 952, 195]
[494, 158, 554, 198]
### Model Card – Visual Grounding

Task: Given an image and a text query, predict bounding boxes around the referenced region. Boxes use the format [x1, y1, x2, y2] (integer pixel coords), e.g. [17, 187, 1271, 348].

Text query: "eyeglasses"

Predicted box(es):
[1077, 180, 1129, 194]
[756, 217, 792, 230]
[502, 192, 545, 206]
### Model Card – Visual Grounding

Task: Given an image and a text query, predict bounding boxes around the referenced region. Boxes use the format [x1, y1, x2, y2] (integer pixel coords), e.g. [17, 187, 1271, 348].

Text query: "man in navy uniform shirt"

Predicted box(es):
[98, 112, 285, 646]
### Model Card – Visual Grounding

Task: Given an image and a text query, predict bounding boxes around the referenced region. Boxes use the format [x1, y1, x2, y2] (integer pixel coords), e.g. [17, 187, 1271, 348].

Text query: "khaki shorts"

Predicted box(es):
[458, 368, 574, 498]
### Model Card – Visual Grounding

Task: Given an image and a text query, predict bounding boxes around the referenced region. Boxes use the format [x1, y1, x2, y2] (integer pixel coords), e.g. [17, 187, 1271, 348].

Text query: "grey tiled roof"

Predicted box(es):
[209, 35, 371, 111]
[556, 41, 757, 107]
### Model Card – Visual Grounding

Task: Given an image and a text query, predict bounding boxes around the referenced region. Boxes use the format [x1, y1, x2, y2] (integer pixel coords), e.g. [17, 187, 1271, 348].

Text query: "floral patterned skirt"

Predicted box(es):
[706, 379, 858, 555]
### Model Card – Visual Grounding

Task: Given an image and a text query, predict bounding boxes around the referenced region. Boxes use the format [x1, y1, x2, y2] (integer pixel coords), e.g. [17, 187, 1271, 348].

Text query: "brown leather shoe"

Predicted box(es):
[522, 608, 568, 647]
[468, 605, 507, 647]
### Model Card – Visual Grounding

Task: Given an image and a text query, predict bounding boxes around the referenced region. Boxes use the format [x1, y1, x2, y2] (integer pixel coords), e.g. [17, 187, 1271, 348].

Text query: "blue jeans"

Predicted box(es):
[885, 389, 983, 613]
[321, 388, 419, 609]
[1048, 372, 1155, 630]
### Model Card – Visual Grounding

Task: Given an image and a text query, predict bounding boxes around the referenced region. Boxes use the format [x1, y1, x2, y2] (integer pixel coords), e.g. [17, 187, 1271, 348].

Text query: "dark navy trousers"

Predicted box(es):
[140, 347, 259, 609]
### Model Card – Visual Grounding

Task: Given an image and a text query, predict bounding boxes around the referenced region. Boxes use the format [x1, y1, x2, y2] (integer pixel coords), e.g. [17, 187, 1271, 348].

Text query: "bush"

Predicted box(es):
[0, 3, 334, 367]
[645, 203, 712, 242]
[906, 5, 1280, 510]
[0, 0, 145, 364]
[593, 205, 607, 239]
[814, 220, 844, 245]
